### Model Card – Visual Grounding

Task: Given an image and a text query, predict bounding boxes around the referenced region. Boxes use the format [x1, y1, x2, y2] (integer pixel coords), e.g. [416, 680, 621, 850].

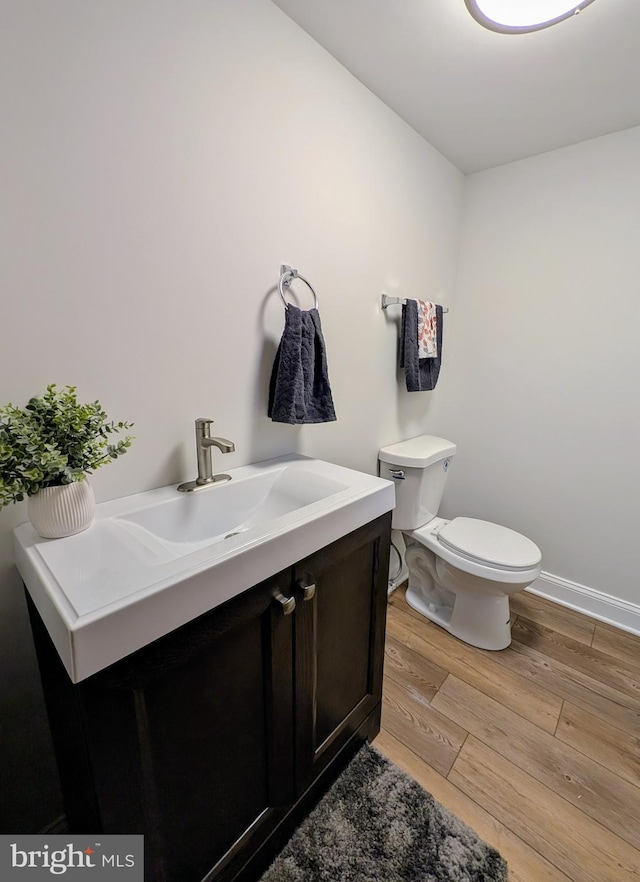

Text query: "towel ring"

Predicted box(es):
[278, 265, 318, 311]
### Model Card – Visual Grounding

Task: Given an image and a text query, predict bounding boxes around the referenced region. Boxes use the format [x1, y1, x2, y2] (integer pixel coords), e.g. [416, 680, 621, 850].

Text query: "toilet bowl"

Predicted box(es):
[379, 436, 541, 650]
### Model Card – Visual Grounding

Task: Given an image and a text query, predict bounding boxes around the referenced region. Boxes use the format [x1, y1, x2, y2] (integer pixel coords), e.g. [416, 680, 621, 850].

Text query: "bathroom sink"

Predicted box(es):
[14, 454, 395, 682]
[113, 466, 348, 554]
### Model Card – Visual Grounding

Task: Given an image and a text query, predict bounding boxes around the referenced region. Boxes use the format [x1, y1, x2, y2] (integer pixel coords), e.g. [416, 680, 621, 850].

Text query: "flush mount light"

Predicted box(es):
[464, 0, 598, 34]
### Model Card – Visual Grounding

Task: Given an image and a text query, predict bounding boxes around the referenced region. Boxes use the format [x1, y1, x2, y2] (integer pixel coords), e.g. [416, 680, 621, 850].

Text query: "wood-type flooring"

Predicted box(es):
[374, 586, 640, 881]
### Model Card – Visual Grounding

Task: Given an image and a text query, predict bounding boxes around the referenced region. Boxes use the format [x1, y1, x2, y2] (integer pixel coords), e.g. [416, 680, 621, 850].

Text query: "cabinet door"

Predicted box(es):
[60, 571, 295, 882]
[293, 513, 391, 791]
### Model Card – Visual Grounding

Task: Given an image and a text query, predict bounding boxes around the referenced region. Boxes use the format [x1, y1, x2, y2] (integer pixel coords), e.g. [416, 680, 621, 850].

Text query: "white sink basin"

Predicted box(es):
[114, 466, 348, 554]
[14, 455, 394, 683]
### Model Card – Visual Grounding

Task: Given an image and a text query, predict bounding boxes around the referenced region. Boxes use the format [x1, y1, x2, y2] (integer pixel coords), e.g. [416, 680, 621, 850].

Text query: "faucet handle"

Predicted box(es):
[195, 418, 214, 436]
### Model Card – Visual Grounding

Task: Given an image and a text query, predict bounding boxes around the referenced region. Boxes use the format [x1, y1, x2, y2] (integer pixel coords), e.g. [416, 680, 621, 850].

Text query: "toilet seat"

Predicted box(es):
[437, 517, 542, 571]
[411, 516, 542, 583]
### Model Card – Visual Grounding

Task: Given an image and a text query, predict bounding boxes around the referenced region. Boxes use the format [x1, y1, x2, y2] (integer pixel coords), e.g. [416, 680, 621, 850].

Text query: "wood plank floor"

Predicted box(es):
[374, 586, 640, 882]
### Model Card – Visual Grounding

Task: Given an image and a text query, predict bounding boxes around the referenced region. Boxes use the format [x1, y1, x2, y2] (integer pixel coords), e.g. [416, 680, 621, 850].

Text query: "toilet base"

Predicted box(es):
[405, 585, 512, 650]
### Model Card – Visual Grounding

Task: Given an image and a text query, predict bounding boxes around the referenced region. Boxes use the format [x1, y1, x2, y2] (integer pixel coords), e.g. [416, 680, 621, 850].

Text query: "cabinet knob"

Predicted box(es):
[273, 592, 296, 615]
[297, 581, 316, 601]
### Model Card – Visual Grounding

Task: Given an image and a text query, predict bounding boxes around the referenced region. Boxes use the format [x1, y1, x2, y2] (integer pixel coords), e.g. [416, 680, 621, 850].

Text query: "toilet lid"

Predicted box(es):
[438, 517, 541, 570]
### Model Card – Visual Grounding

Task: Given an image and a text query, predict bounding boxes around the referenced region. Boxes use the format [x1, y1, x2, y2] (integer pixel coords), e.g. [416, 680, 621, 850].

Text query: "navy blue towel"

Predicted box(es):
[400, 300, 443, 392]
[268, 305, 337, 424]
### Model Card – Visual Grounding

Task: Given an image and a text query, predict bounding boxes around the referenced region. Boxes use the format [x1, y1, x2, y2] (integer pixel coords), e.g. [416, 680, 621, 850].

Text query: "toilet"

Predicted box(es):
[379, 435, 542, 650]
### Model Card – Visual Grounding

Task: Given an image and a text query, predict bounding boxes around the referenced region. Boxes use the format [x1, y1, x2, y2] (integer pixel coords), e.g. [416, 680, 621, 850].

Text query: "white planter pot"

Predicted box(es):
[27, 480, 96, 539]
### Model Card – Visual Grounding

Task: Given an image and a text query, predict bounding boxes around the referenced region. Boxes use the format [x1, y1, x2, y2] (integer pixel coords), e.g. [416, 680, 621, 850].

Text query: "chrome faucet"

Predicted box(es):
[177, 418, 235, 492]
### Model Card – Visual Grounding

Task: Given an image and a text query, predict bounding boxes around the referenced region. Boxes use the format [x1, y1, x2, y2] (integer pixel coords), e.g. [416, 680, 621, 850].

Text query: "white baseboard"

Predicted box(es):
[527, 571, 640, 637]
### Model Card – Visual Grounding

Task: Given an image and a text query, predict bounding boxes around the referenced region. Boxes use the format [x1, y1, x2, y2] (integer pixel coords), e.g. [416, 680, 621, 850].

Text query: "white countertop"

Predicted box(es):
[15, 455, 394, 683]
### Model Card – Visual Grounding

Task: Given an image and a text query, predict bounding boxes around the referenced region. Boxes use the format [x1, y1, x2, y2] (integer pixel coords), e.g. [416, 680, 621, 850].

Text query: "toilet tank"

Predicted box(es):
[379, 435, 457, 530]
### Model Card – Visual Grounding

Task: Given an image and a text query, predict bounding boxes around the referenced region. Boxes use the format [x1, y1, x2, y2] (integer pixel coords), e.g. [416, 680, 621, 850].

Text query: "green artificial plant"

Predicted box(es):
[0, 384, 134, 508]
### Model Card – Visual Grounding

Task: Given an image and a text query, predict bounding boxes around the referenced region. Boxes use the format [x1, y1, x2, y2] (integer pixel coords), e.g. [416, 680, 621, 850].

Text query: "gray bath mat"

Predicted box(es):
[260, 743, 508, 882]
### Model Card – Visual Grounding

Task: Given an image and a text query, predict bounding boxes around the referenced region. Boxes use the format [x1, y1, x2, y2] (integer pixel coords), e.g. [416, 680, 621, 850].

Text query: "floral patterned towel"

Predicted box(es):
[417, 299, 438, 359]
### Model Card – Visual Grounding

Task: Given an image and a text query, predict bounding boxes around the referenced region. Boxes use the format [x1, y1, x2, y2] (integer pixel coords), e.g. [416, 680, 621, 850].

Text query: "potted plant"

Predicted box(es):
[0, 384, 133, 538]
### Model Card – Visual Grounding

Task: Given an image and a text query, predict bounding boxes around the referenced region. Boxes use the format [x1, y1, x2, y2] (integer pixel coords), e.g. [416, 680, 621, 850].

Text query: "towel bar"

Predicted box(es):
[279, 265, 318, 311]
[381, 293, 449, 313]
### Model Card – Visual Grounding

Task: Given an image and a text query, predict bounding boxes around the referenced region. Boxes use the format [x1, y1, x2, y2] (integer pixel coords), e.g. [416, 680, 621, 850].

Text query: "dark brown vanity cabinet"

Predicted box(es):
[28, 513, 391, 882]
[292, 522, 389, 793]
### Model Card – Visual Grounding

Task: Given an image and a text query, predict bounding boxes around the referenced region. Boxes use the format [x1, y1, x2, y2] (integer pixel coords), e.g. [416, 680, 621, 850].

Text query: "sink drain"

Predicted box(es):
[224, 525, 250, 540]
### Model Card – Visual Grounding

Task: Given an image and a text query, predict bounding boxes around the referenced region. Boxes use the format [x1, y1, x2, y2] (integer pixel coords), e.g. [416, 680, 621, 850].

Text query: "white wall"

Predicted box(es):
[434, 126, 640, 622]
[0, 0, 463, 829]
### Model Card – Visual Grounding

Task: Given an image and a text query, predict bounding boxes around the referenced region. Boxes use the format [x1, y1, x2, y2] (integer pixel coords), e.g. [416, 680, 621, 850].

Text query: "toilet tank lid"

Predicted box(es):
[379, 435, 457, 468]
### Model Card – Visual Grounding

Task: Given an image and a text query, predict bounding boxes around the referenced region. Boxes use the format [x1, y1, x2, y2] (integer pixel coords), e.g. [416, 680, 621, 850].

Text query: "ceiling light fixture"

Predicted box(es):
[464, 0, 598, 34]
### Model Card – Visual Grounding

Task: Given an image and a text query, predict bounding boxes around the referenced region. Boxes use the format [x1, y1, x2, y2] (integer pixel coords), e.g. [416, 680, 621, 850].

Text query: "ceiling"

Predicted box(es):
[270, 0, 640, 173]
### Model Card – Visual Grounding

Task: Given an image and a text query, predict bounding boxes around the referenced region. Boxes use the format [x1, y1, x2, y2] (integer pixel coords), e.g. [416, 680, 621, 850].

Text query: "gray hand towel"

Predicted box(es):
[268, 305, 337, 424]
[400, 300, 443, 392]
